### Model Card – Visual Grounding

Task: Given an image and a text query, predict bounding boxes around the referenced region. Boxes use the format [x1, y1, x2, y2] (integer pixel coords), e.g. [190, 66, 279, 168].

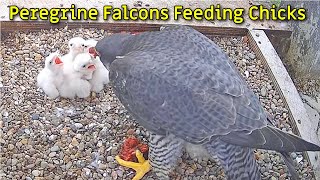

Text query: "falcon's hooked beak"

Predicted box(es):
[89, 47, 100, 59]
[54, 57, 63, 65]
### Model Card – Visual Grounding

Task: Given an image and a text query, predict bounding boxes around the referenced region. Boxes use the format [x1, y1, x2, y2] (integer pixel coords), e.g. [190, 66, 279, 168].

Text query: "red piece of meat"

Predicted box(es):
[118, 137, 149, 162]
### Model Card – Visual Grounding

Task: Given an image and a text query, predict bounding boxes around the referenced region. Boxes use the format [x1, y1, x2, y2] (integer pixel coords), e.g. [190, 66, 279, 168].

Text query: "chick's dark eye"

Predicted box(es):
[82, 65, 86, 68]
[70, 43, 73, 47]
[49, 61, 53, 64]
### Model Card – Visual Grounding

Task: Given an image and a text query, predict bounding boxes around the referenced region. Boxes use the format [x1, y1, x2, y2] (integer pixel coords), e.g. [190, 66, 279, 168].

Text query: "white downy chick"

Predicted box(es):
[58, 53, 95, 99]
[84, 39, 110, 93]
[83, 39, 98, 52]
[73, 53, 96, 80]
[62, 37, 86, 73]
[36, 52, 64, 99]
[63, 37, 86, 62]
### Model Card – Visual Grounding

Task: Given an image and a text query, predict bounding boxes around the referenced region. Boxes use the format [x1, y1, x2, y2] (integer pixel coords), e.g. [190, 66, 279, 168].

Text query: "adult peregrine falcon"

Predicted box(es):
[95, 25, 320, 180]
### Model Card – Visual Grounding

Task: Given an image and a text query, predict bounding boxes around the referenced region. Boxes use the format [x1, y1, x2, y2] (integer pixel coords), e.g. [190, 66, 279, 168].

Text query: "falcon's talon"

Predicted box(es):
[116, 150, 151, 180]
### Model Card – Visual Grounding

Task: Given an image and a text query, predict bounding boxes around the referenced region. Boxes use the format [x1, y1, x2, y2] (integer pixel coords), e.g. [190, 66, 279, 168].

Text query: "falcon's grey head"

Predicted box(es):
[95, 33, 132, 70]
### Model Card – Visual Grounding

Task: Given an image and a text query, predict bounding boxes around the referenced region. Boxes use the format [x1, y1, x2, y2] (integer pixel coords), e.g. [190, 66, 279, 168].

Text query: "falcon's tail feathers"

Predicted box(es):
[280, 152, 299, 180]
[221, 126, 320, 152]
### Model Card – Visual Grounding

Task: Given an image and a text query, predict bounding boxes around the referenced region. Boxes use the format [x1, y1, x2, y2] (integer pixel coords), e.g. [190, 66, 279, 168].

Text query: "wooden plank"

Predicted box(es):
[248, 29, 320, 179]
[0, 21, 248, 37]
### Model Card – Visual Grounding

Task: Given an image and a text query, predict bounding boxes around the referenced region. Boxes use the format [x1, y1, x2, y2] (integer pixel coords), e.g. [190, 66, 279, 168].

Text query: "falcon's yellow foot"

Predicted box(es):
[115, 150, 151, 180]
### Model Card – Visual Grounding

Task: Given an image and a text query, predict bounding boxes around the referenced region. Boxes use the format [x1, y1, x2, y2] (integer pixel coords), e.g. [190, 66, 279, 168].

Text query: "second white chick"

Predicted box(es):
[62, 37, 86, 73]
[84, 39, 110, 93]
[36, 52, 64, 99]
[63, 37, 86, 62]
[58, 53, 94, 99]
[83, 39, 98, 51]
[73, 53, 96, 80]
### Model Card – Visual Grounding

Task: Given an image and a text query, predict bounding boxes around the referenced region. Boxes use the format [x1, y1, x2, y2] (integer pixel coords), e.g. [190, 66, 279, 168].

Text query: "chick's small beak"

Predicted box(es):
[89, 47, 100, 58]
[54, 57, 63, 65]
[88, 64, 96, 71]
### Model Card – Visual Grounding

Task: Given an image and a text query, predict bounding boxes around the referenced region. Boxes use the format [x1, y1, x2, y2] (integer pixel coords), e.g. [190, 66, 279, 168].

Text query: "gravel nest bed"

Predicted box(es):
[296, 79, 320, 98]
[0, 27, 316, 180]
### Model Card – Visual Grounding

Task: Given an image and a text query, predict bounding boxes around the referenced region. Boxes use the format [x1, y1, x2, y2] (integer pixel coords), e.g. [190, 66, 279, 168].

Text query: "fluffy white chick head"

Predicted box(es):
[68, 37, 86, 55]
[84, 39, 98, 50]
[83, 39, 99, 58]
[45, 52, 63, 71]
[73, 53, 96, 73]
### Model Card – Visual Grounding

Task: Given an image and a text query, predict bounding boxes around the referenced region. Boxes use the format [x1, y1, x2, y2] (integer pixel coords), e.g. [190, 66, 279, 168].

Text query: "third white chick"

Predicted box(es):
[63, 37, 86, 62]
[62, 37, 86, 74]
[84, 39, 110, 93]
[73, 53, 96, 80]
[58, 53, 94, 99]
[83, 39, 98, 52]
[36, 52, 64, 99]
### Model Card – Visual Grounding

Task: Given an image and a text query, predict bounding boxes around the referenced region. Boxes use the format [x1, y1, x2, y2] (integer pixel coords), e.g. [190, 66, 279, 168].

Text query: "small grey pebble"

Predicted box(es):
[106, 156, 114, 162]
[76, 160, 86, 168]
[24, 129, 31, 134]
[51, 117, 61, 126]
[111, 147, 118, 156]
[48, 135, 57, 141]
[108, 162, 116, 169]
[261, 87, 267, 97]
[86, 112, 93, 119]
[50, 145, 60, 152]
[15, 50, 24, 55]
[267, 84, 272, 90]
[40, 161, 48, 168]
[248, 53, 256, 59]
[117, 169, 124, 177]
[291, 152, 297, 159]
[31, 114, 40, 120]
[135, 129, 141, 135]
[32, 170, 41, 176]
[49, 152, 56, 157]
[71, 123, 83, 131]
[11, 158, 18, 166]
